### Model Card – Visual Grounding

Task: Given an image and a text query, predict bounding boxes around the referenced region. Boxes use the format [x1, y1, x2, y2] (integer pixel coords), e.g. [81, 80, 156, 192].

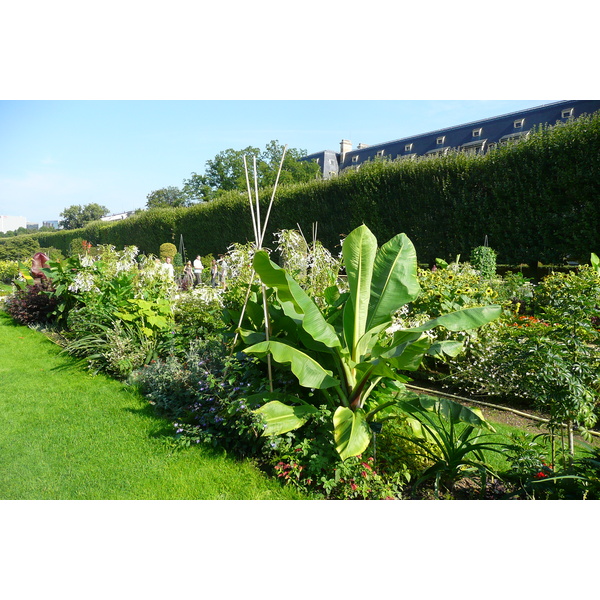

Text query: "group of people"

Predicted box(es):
[168, 254, 228, 289]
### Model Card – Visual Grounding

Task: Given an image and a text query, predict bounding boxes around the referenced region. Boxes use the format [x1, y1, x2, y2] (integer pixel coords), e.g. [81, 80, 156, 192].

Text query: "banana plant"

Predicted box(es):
[244, 224, 501, 460]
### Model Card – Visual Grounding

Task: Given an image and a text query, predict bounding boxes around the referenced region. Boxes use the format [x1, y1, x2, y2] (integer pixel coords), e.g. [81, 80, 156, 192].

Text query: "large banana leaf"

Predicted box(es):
[333, 406, 372, 460]
[342, 225, 377, 355]
[244, 340, 340, 389]
[407, 305, 502, 332]
[376, 336, 432, 371]
[253, 251, 341, 350]
[255, 400, 319, 436]
[367, 232, 421, 331]
[426, 340, 464, 359]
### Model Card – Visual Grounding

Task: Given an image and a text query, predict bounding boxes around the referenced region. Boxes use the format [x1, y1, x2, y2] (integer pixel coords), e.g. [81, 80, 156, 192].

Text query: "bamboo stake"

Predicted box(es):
[230, 147, 287, 393]
[259, 145, 287, 246]
[253, 156, 261, 244]
[243, 155, 259, 243]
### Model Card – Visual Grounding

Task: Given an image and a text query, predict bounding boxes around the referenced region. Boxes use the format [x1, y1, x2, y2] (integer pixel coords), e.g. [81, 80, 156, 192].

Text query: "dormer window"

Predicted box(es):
[514, 119, 525, 129]
[473, 128, 482, 137]
[376, 150, 385, 157]
[351, 155, 359, 163]
[405, 143, 413, 152]
[436, 136, 445, 145]
[562, 108, 574, 119]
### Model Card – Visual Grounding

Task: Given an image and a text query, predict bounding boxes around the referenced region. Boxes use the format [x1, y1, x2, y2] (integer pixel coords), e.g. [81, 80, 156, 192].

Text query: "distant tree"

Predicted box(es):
[182, 140, 320, 202]
[146, 186, 190, 210]
[182, 173, 217, 204]
[59, 203, 110, 230]
[0, 227, 29, 238]
[258, 140, 320, 187]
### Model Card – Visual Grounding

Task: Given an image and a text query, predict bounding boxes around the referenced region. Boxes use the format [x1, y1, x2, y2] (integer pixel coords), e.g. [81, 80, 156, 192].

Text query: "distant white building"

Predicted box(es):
[100, 210, 136, 222]
[0, 215, 27, 234]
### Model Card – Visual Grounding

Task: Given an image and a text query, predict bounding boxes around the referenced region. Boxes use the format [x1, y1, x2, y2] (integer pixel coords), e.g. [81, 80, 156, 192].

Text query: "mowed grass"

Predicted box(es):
[0, 312, 303, 500]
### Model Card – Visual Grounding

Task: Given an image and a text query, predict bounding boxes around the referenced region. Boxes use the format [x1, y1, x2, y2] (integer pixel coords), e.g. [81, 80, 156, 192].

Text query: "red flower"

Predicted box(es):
[534, 471, 547, 479]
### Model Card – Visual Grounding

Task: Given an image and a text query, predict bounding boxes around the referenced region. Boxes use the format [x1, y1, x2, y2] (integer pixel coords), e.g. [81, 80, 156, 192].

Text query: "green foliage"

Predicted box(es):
[0, 260, 19, 283]
[0, 236, 41, 261]
[242, 224, 501, 460]
[132, 339, 282, 459]
[395, 393, 507, 498]
[171, 286, 225, 350]
[59, 203, 109, 230]
[433, 263, 600, 459]
[146, 186, 190, 209]
[470, 245, 497, 279]
[274, 228, 341, 304]
[181, 140, 320, 202]
[33, 245, 178, 377]
[159, 242, 177, 259]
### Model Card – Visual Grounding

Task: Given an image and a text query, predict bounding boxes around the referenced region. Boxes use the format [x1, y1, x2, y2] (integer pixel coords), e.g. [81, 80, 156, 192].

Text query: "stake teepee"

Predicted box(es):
[230, 146, 288, 393]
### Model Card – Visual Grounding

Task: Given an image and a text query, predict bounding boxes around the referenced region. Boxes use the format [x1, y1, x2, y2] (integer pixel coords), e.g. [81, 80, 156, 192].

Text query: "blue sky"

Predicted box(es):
[0, 99, 561, 224]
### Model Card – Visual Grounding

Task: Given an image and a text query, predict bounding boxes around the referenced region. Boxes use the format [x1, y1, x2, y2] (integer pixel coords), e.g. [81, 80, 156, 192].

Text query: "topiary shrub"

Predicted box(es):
[159, 243, 177, 259]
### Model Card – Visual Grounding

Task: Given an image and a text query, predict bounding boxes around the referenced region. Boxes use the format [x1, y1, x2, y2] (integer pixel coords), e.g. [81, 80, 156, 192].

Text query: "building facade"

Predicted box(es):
[302, 100, 600, 178]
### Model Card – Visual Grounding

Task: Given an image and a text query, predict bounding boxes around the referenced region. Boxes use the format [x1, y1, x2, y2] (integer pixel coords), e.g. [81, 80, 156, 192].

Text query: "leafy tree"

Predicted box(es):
[257, 140, 320, 187]
[182, 140, 320, 202]
[146, 186, 190, 210]
[59, 203, 110, 230]
[182, 173, 213, 204]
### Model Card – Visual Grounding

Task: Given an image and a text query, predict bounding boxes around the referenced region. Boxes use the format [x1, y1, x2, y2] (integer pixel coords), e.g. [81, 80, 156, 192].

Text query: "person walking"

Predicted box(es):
[193, 255, 203, 286]
[183, 260, 194, 289]
[218, 256, 228, 290]
[163, 256, 174, 279]
[210, 259, 218, 287]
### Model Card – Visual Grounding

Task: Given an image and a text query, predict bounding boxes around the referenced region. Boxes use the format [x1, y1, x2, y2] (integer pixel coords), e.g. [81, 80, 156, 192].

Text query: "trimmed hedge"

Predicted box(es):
[4, 110, 600, 265]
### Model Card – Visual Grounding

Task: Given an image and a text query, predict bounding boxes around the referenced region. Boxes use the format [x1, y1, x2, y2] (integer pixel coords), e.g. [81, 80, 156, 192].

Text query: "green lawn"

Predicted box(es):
[0, 312, 303, 500]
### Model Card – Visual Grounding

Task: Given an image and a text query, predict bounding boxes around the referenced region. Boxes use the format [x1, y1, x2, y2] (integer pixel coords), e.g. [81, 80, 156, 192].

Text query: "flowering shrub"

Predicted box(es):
[274, 228, 341, 303]
[256, 404, 414, 499]
[274, 449, 405, 500]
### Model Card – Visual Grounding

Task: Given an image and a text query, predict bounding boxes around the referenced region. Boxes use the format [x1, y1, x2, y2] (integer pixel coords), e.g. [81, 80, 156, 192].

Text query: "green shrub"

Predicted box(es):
[0, 260, 19, 284]
[172, 287, 225, 350]
[159, 243, 177, 259]
[471, 245, 497, 279]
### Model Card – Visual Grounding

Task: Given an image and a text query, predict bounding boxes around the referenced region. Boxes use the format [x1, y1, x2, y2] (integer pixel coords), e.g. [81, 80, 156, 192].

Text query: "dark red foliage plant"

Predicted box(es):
[4, 278, 59, 325]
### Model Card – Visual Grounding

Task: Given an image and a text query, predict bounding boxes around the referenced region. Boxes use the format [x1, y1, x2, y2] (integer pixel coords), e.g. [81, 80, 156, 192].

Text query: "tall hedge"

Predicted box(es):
[4, 110, 600, 265]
